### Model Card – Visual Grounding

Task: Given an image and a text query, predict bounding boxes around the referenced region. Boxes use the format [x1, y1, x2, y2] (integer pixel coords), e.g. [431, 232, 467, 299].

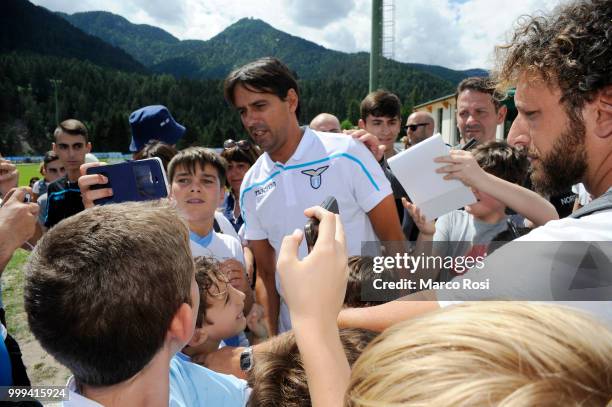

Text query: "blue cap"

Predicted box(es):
[129, 105, 186, 152]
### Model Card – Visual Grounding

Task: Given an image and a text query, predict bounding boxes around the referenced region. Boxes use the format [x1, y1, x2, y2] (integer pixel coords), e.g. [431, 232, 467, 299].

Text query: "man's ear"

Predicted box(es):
[167, 302, 196, 347]
[286, 88, 299, 114]
[187, 327, 209, 348]
[496, 105, 508, 124]
[357, 119, 366, 130]
[52, 142, 57, 154]
[86, 142, 92, 154]
[595, 85, 612, 139]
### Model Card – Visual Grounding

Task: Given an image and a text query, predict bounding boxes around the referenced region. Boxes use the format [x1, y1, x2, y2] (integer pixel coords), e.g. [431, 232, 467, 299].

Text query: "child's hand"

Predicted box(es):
[402, 198, 435, 235]
[246, 303, 268, 339]
[277, 206, 348, 327]
[435, 150, 487, 190]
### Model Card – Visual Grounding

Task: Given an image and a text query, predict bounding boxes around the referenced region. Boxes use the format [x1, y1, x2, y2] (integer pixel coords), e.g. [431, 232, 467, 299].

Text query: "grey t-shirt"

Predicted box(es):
[433, 210, 523, 281]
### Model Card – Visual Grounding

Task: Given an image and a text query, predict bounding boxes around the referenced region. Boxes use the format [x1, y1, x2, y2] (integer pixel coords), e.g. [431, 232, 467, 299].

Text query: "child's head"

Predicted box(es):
[466, 141, 529, 220]
[133, 140, 178, 172]
[344, 256, 379, 308]
[220, 258, 255, 315]
[24, 201, 197, 387]
[346, 302, 612, 406]
[40, 150, 65, 183]
[168, 147, 227, 224]
[358, 90, 402, 153]
[247, 328, 377, 407]
[190, 256, 246, 344]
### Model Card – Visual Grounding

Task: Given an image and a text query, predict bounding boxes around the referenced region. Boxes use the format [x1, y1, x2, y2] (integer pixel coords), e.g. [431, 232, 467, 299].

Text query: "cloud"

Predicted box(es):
[31, 0, 563, 70]
[323, 25, 357, 52]
[283, 0, 355, 28]
[128, 0, 186, 26]
[394, 0, 471, 69]
[32, 0, 105, 14]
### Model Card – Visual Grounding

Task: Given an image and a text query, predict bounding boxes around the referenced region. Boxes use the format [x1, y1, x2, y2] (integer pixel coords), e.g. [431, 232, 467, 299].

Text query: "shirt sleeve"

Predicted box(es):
[433, 213, 452, 242]
[347, 140, 393, 213]
[229, 235, 246, 266]
[170, 355, 250, 406]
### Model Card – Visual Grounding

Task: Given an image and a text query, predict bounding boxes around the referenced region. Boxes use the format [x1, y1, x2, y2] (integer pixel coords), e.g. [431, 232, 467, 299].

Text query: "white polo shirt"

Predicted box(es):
[240, 127, 392, 330]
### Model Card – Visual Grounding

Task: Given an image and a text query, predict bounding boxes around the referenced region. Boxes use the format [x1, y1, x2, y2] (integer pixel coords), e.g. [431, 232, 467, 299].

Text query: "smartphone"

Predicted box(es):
[305, 196, 339, 253]
[86, 157, 169, 205]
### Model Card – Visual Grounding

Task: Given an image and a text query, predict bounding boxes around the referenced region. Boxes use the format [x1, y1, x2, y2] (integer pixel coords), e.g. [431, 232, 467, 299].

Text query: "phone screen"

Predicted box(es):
[133, 164, 160, 199]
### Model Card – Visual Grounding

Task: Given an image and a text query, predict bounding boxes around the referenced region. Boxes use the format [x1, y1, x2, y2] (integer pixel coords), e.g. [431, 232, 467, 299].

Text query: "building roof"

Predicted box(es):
[414, 93, 455, 109]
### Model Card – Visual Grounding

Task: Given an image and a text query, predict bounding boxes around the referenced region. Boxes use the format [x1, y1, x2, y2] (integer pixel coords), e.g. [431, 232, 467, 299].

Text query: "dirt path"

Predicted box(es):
[3, 250, 71, 387]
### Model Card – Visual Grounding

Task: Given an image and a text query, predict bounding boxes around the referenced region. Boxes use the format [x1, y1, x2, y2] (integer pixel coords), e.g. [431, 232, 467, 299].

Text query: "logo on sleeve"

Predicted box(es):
[301, 166, 329, 189]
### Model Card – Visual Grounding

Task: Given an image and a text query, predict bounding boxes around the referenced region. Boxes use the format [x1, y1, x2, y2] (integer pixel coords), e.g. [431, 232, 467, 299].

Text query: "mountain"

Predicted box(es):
[60, 11, 179, 66]
[2, 0, 145, 73]
[409, 64, 488, 88]
[60, 12, 488, 101]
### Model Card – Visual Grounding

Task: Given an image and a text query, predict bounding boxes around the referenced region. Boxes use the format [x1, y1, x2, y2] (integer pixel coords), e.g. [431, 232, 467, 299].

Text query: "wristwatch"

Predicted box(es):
[240, 346, 253, 372]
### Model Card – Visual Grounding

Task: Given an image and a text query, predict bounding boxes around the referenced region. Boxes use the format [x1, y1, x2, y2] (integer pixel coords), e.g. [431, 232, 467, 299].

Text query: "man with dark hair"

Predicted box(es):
[45, 119, 91, 228]
[224, 57, 404, 334]
[456, 77, 507, 145]
[338, 0, 612, 331]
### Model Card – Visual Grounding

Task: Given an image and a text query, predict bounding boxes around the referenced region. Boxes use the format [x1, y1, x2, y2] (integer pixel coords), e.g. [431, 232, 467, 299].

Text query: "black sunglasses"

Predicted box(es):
[223, 139, 252, 150]
[403, 123, 430, 132]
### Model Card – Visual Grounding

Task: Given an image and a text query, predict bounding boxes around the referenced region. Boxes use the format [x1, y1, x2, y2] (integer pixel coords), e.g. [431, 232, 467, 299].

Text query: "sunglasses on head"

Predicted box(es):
[403, 123, 430, 132]
[223, 139, 252, 150]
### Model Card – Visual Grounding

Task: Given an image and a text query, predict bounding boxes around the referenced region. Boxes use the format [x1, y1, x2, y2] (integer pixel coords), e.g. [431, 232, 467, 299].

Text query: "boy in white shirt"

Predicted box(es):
[168, 147, 246, 266]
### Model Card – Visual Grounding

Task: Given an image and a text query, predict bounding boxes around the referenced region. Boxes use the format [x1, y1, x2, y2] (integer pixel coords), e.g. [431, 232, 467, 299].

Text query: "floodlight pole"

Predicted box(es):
[369, 0, 383, 92]
[50, 79, 62, 125]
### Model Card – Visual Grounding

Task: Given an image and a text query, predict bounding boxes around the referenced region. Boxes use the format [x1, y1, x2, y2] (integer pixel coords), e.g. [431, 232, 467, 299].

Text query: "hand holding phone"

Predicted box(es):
[305, 196, 339, 252]
[85, 158, 168, 205]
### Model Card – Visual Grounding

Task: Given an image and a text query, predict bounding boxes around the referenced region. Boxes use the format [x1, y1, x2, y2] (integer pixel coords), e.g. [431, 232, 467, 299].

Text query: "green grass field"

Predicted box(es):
[16, 163, 42, 187]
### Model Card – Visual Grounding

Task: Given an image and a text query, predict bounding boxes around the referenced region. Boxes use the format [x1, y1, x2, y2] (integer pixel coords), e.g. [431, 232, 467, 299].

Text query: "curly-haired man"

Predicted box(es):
[336, 0, 612, 332]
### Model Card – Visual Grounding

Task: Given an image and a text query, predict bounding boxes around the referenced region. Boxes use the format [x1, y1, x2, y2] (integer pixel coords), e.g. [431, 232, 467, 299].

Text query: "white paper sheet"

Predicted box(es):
[388, 134, 476, 221]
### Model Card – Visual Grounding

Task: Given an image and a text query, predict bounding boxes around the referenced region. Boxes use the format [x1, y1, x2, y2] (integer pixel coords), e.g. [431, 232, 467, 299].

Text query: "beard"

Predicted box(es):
[530, 117, 587, 196]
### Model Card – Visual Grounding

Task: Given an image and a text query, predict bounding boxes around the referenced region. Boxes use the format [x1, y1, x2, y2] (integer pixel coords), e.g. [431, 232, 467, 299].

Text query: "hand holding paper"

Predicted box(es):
[388, 134, 476, 221]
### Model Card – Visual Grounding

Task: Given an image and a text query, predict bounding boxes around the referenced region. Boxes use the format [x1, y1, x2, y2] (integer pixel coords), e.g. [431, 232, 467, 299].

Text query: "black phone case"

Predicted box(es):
[305, 196, 339, 252]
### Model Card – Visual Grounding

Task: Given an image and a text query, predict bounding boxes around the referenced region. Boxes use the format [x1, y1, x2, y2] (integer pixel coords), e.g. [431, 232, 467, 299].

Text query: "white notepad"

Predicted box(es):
[388, 134, 476, 221]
